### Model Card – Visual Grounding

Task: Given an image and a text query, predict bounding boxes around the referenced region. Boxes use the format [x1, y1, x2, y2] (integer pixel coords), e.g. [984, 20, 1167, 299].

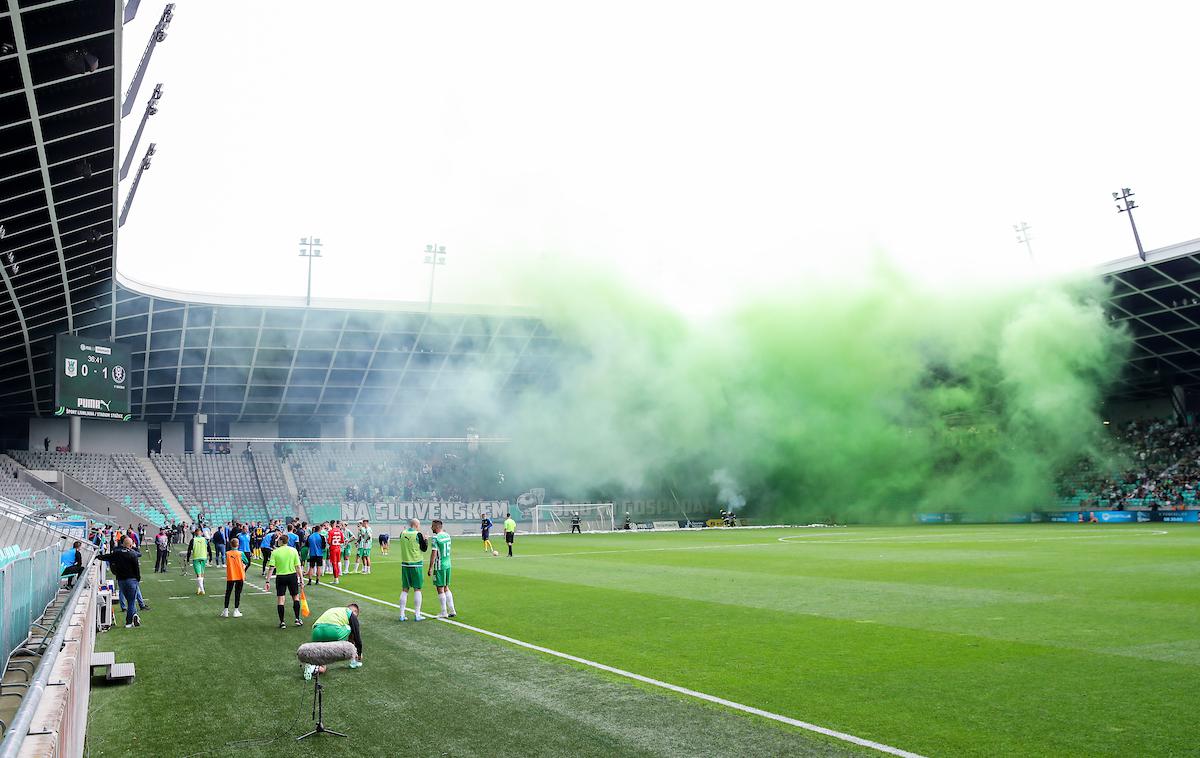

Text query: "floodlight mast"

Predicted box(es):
[1113, 188, 1145, 261]
[299, 236, 323, 306]
[1013, 222, 1034, 262]
[424, 244, 447, 313]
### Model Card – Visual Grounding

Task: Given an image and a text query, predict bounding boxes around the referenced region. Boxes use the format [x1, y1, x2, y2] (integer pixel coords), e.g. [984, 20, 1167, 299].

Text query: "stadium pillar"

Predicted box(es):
[1172, 385, 1187, 425]
[68, 416, 81, 452]
[343, 415, 354, 446]
[192, 417, 204, 453]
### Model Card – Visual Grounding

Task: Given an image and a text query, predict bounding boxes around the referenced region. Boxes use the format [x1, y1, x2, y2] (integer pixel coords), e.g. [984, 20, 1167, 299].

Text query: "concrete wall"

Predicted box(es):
[28, 418, 69, 451]
[27, 418, 147, 454]
[320, 421, 346, 439]
[161, 422, 186, 454]
[230, 422, 278, 439]
[1103, 397, 1174, 425]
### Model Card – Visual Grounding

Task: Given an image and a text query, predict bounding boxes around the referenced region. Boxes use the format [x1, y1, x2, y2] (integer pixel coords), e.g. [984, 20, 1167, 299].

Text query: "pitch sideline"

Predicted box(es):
[320, 582, 928, 758]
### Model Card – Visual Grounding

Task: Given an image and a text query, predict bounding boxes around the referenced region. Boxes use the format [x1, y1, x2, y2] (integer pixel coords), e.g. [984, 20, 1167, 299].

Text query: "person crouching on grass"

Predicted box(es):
[221, 537, 251, 618]
[303, 604, 364, 680]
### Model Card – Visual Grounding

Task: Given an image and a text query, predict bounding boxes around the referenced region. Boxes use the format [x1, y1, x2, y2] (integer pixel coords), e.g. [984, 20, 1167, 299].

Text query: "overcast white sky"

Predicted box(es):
[117, 1, 1200, 315]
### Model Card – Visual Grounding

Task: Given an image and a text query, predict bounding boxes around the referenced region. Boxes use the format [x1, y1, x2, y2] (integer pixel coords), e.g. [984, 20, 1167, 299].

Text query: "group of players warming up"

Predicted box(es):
[174, 512, 527, 679]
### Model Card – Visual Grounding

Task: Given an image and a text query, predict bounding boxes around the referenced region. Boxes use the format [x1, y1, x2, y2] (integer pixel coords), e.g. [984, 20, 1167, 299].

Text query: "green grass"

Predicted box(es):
[87, 524, 1200, 757]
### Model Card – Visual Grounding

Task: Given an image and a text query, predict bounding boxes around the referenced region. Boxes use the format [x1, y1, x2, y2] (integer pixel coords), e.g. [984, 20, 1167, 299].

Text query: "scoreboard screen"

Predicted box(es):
[53, 335, 132, 421]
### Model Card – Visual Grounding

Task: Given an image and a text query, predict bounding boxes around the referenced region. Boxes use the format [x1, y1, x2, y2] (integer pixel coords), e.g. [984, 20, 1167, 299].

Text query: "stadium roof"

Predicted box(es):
[0, 1, 557, 426]
[0, 0, 121, 418]
[1100, 237, 1200, 401]
[0, 0, 1195, 423]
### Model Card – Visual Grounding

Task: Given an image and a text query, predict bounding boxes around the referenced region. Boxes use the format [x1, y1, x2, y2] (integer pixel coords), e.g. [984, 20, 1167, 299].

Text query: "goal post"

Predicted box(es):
[528, 503, 615, 534]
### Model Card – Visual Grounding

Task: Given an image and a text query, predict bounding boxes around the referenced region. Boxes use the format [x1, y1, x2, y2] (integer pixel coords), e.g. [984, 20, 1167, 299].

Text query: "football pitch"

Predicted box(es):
[86, 524, 1199, 757]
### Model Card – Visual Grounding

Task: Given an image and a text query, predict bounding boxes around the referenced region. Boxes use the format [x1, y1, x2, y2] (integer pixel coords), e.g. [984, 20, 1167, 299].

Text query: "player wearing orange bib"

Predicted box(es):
[327, 521, 345, 585]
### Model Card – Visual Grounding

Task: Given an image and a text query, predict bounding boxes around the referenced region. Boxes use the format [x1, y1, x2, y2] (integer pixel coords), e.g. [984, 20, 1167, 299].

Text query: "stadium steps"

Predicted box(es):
[279, 462, 306, 521]
[89, 651, 115, 676]
[106, 662, 135, 682]
[88, 652, 135, 683]
[137, 457, 189, 523]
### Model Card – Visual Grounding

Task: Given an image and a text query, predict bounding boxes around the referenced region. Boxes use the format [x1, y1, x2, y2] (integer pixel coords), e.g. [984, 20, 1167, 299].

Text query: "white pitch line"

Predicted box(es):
[320, 582, 928, 758]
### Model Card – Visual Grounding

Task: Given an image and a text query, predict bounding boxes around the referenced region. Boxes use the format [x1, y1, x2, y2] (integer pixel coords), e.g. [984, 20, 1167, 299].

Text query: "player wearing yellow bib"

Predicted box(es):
[303, 603, 363, 679]
[184, 528, 213, 595]
[397, 518, 428, 621]
[428, 520, 456, 618]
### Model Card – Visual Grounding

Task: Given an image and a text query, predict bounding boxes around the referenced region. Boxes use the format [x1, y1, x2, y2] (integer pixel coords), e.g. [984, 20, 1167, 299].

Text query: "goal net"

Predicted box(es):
[528, 503, 615, 534]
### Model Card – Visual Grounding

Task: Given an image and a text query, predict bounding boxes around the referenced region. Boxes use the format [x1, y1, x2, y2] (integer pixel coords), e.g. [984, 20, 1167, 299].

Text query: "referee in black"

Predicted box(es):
[570, 512, 582, 534]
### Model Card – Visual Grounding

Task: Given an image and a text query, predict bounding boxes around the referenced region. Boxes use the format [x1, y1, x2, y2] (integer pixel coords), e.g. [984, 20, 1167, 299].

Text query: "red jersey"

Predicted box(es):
[328, 528, 345, 547]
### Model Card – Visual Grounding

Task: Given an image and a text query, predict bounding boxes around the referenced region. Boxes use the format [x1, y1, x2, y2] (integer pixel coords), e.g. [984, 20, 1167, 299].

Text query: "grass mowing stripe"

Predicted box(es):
[452, 527, 1170, 563]
[319, 581, 929, 758]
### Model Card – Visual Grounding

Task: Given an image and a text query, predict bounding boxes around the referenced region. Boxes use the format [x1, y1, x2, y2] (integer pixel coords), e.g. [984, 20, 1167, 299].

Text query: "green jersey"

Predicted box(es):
[431, 531, 452, 569]
[358, 527, 372, 547]
[504, 518, 516, 533]
[398, 527, 423, 566]
[268, 545, 301, 575]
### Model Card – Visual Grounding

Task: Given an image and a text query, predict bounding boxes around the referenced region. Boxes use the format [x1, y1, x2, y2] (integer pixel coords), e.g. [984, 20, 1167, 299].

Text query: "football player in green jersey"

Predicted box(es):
[428, 519, 456, 618]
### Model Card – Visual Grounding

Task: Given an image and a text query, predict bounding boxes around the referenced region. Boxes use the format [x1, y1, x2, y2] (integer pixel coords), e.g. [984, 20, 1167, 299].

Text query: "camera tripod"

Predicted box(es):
[297, 669, 347, 740]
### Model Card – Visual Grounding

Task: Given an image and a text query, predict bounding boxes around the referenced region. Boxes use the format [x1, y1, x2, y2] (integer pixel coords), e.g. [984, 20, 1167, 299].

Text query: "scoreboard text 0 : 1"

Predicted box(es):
[53, 334, 132, 421]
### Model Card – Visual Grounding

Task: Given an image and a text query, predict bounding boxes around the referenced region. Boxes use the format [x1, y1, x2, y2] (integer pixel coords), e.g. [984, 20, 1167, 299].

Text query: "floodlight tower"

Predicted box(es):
[299, 236, 323, 306]
[1013, 222, 1034, 262]
[1113, 188, 1145, 261]
[424, 243, 447, 313]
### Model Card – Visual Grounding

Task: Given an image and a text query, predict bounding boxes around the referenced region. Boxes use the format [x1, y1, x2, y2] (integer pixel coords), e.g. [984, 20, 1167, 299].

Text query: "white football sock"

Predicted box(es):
[414, 590, 422, 617]
[446, 590, 456, 614]
[439, 594, 447, 614]
[399, 590, 407, 616]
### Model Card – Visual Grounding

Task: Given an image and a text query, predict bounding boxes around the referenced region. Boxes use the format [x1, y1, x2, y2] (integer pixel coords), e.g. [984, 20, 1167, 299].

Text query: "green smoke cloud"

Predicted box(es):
[467, 259, 1128, 523]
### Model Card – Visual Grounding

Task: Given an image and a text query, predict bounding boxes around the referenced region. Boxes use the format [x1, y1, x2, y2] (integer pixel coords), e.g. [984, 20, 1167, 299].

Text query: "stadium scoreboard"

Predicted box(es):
[54, 335, 131, 421]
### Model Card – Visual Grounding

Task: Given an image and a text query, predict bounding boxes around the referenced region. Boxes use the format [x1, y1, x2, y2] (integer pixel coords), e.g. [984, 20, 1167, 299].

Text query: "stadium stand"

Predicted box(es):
[149, 453, 198, 513]
[283, 443, 498, 515]
[1058, 417, 1200, 509]
[166, 452, 292, 525]
[0, 497, 100, 756]
[0, 456, 71, 512]
[9, 452, 171, 526]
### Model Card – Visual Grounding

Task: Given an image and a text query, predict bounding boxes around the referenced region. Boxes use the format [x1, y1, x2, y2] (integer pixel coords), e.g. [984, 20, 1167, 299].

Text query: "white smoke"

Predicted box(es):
[709, 469, 745, 511]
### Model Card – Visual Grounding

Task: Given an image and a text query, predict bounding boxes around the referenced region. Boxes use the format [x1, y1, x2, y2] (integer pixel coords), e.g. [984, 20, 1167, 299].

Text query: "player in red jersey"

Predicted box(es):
[327, 520, 346, 585]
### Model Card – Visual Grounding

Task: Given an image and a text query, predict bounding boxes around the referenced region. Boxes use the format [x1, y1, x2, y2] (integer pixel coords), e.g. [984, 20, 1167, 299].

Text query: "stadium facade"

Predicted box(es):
[0, 0, 560, 456]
